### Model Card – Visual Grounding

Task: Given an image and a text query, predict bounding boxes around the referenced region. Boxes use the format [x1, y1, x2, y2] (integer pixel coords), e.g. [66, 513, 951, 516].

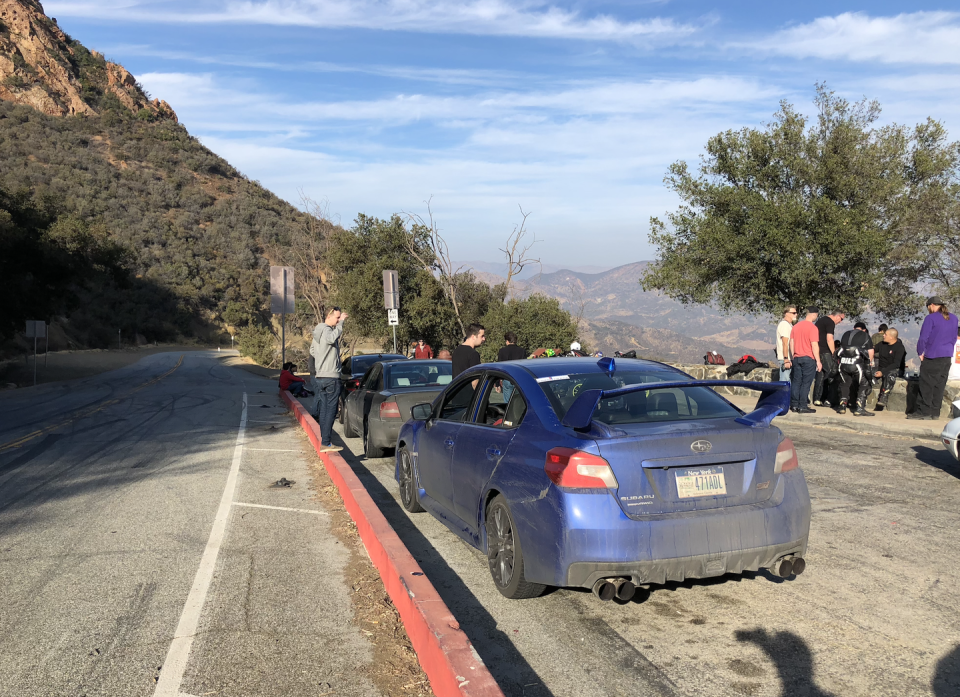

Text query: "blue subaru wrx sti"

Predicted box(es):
[395, 357, 811, 601]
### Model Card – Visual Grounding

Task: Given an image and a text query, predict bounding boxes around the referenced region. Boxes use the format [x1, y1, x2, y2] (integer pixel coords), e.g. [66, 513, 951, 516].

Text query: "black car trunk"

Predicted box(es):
[594, 419, 782, 519]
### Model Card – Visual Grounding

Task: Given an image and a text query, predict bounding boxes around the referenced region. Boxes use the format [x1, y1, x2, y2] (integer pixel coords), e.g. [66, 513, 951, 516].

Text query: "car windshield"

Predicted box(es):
[386, 362, 453, 389]
[351, 354, 403, 376]
[538, 371, 741, 424]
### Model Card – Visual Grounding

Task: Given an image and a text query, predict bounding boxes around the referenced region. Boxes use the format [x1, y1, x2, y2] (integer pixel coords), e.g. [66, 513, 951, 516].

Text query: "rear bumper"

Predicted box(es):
[372, 420, 403, 450]
[565, 537, 807, 587]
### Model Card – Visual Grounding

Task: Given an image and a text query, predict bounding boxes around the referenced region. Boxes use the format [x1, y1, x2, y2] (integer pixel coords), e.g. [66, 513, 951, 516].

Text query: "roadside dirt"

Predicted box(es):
[300, 428, 434, 697]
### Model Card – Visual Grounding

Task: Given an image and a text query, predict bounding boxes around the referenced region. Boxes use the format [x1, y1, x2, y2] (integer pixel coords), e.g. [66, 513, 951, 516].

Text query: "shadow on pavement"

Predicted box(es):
[735, 628, 834, 697]
[334, 439, 554, 697]
[911, 445, 960, 479]
[933, 643, 960, 696]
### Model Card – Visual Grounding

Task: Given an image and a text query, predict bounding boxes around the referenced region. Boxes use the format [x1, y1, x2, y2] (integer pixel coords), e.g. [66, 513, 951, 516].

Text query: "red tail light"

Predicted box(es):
[775, 438, 799, 473]
[346, 378, 361, 390]
[380, 401, 402, 419]
[545, 447, 618, 489]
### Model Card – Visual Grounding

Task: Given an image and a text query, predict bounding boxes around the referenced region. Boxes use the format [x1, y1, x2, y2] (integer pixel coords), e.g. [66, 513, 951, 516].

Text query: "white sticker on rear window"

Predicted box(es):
[536, 375, 570, 383]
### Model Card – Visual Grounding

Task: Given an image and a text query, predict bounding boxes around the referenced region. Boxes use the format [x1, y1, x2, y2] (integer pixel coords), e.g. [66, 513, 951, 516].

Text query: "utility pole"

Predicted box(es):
[118, 329, 121, 351]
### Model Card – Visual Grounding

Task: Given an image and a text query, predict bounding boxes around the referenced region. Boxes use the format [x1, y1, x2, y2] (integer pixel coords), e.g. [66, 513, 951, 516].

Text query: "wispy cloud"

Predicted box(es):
[47, 0, 700, 43]
[745, 11, 960, 65]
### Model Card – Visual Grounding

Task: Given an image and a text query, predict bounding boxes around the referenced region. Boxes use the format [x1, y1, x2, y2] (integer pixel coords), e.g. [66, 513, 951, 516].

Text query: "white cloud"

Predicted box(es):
[47, 0, 699, 43]
[747, 11, 960, 65]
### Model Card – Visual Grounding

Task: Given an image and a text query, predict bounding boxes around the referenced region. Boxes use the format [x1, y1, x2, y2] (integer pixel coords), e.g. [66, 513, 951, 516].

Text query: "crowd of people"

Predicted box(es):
[775, 298, 959, 419]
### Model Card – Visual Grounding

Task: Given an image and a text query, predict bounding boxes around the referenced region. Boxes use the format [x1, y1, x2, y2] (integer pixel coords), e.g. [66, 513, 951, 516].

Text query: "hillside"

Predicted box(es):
[0, 0, 312, 350]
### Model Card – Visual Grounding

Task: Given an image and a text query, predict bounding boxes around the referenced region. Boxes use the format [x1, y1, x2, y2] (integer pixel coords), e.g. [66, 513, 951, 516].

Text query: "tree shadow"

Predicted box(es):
[735, 628, 834, 697]
[911, 446, 960, 480]
[333, 438, 554, 697]
[933, 644, 960, 696]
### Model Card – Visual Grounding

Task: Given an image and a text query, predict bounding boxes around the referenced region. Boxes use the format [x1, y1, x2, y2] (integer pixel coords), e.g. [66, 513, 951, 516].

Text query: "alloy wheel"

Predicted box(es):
[488, 504, 516, 587]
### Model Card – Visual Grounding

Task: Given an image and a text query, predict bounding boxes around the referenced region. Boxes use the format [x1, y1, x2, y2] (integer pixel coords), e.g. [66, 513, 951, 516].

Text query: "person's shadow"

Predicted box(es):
[735, 628, 834, 697]
[933, 644, 960, 695]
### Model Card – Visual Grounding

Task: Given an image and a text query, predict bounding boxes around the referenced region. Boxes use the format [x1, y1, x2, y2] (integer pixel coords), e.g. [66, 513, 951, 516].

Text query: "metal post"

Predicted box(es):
[118, 329, 121, 351]
[33, 334, 37, 386]
[392, 326, 397, 354]
[44, 323, 48, 367]
[281, 268, 287, 367]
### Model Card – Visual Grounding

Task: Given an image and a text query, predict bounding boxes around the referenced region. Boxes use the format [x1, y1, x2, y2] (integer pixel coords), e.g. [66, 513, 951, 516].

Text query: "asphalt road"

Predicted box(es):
[0, 351, 381, 697]
[333, 418, 960, 697]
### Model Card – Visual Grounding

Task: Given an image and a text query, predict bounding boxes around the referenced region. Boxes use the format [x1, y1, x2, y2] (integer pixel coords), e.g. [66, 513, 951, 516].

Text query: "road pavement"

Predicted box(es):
[331, 417, 960, 697]
[0, 351, 382, 697]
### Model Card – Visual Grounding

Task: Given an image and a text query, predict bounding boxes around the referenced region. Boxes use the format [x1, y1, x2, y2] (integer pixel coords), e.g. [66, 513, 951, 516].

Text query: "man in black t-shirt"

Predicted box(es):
[836, 322, 874, 416]
[452, 323, 486, 378]
[813, 310, 844, 406]
[497, 331, 526, 362]
[873, 328, 907, 411]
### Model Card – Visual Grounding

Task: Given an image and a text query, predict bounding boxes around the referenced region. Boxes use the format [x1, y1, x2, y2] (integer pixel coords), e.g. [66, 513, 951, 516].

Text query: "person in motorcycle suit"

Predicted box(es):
[836, 322, 875, 416]
[873, 327, 906, 411]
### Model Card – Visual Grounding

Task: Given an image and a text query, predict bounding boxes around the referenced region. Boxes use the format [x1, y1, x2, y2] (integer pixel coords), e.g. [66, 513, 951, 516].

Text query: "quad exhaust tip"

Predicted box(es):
[592, 578, 636, 602]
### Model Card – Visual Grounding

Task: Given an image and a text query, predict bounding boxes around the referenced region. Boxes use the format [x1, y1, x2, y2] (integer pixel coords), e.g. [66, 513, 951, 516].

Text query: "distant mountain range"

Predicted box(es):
[464, 261, 922, 365]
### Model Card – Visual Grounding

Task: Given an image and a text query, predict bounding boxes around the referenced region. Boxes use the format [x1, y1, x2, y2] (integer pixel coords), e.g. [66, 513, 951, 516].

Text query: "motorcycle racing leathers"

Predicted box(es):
[836, 329, 874, 412]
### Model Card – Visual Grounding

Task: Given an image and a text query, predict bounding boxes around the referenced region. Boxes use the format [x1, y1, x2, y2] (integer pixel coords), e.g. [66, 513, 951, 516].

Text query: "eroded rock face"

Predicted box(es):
[0, 0, 176, 120]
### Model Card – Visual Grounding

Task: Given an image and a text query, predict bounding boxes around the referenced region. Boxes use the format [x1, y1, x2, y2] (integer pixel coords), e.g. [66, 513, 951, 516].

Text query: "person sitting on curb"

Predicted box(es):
[874, 328, 906, 411]
[279, 362, 312, 398]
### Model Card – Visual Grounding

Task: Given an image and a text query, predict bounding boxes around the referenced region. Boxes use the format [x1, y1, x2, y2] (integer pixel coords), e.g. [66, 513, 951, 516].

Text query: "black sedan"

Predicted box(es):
[338, 352, 407, 423]
[343, 359, 452, 457]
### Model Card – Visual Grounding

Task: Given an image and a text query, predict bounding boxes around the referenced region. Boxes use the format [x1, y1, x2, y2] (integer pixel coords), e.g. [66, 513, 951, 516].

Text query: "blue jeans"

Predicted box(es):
[790, 356, 817, 409]
[313, 378, 341, 446]
[289, 381, 308, 397]
[779, 360, 791, 383]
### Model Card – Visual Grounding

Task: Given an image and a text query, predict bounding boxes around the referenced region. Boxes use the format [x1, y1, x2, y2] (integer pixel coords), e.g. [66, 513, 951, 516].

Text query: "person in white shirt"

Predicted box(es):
[776, 305, 798, 382]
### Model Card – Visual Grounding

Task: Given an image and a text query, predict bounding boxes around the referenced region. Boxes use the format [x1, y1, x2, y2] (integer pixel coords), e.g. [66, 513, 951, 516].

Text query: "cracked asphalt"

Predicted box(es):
[0, 351, 381, 697]
[332, 416, 960, 697]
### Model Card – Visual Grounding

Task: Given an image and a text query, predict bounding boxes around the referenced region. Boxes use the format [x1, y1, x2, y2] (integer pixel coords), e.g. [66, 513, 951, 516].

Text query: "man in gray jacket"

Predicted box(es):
[311, 306, 348, 452]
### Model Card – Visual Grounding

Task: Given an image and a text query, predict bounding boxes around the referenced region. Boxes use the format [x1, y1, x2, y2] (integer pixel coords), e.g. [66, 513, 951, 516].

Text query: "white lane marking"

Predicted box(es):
[232, 502, 328, 516]
[244, 448, 302, 452]
[247, 419, 287, 423]
[154, 392, 247, 697]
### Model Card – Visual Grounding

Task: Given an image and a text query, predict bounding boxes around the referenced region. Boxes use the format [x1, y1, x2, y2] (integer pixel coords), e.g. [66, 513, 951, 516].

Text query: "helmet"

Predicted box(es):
[544, 349, 556, 357]
[570, 341, 581, 351]
[594, 351, 603, 358]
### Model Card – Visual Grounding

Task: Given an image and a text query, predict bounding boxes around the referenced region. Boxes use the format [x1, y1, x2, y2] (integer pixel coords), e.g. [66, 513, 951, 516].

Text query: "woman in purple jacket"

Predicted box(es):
[909, 296, 960, 420]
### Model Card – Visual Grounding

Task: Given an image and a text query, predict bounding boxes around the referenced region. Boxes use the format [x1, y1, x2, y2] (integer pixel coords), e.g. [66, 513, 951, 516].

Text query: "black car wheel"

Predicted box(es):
[398, 447, 424, 513]
[338, 394, 345, 424]
[363, 420, 386, 459]
[485, 495, 546, 599]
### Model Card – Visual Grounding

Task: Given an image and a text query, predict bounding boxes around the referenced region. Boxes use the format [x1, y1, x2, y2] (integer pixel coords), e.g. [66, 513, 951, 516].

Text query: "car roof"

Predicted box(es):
[385, 359, 450, 369]
[507, 356, 681, 379]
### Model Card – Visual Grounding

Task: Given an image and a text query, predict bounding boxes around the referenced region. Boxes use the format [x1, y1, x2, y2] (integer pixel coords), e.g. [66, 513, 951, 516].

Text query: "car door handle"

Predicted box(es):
[444, 439, 455, 448]
[486, 447, 501, 458]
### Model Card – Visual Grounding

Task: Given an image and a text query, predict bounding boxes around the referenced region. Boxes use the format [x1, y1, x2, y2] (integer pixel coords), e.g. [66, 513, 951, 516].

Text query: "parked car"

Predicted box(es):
[343, 359, 453, 458]
[395, 357, 810, 601]
[940, 401, 960, 460]
[338, 353, 407, 423]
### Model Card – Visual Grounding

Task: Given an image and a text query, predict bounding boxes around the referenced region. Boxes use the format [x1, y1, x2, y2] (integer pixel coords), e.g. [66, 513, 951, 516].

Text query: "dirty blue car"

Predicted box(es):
[395, 357, 811, 601]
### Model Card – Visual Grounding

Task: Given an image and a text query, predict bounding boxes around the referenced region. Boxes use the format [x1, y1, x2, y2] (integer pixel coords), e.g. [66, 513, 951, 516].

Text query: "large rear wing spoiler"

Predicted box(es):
[560, 379, 791, 431]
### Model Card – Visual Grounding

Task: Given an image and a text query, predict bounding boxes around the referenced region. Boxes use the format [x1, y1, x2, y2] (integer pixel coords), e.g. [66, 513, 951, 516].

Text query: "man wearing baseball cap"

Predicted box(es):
[910, 296, 959, 420]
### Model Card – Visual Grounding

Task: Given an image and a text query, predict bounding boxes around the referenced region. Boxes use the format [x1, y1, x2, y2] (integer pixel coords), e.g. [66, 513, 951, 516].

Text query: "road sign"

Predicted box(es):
[387, 309, 399, 326]
[270, 266, 295, 314]
[25, 320, 46, 338]
[383, 270, 399, 310]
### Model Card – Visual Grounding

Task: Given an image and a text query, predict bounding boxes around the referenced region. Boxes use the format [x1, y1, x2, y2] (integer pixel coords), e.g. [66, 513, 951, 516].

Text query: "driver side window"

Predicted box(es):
[475, 377, 526, 428]
[438, 379, 480, 422]
[361, 365, 381, 390]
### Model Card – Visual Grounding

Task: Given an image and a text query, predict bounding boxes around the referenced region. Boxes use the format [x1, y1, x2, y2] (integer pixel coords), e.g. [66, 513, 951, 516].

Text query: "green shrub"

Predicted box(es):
[237, 324, 277, 368]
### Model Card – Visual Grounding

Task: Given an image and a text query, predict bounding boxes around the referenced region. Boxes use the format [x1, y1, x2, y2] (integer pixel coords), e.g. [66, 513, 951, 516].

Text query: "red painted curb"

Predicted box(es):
[280, 391, 504, 697]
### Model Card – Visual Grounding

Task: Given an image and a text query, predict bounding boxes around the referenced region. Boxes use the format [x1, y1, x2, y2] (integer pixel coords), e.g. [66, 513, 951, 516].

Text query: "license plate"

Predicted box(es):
[676, 467, 727, 499]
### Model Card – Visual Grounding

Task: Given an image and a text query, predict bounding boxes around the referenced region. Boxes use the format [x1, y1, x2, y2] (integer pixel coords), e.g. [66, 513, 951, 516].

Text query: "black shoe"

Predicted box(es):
[906, 412, 927, 420]
[852, 408, 874, 417]
[873, 403, 885, 412]
[797, 407, 817, 414]
[836, 402, 847, 415]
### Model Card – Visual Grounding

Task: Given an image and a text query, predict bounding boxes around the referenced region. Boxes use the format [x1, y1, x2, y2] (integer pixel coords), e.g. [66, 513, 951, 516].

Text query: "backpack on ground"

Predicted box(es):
[704, 351, 725, 365]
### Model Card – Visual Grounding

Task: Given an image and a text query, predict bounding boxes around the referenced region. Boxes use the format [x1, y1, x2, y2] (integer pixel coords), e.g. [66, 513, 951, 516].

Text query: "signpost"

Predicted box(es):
[270, 266, 296, 366]
[25, 320, 45, 386]
[383, 270, 399, 354]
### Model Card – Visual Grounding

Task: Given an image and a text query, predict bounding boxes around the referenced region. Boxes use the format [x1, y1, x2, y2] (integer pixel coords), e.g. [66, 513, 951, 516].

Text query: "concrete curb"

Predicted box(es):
[280, 391, 504, 697]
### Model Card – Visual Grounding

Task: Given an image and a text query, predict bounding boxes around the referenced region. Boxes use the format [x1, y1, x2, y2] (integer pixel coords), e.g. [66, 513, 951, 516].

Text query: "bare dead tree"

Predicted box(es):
[403, 197, 468, 337]
[570, 281, 587, 335]
[501, 205, 540, 299]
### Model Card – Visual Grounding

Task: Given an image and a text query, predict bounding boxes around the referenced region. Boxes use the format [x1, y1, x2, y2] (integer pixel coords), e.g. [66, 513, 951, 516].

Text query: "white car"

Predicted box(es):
[940, 400, 960, 460]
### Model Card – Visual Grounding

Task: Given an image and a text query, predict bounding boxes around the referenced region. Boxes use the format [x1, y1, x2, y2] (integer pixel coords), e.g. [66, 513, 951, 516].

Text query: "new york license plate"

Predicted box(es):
[676, 467, 727, 499]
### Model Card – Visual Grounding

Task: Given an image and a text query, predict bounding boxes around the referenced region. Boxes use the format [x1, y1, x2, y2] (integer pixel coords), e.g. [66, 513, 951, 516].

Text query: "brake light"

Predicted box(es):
[380, 401, 402, 419]
[775, 438, 799, 473]
[545, 447, 618, 489]
[347, 379, 361, 390]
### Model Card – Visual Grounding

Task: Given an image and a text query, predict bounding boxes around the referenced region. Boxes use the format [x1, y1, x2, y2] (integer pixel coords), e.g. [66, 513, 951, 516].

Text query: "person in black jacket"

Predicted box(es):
[836, 322, 874, 416]
[873, 327, 907, 411]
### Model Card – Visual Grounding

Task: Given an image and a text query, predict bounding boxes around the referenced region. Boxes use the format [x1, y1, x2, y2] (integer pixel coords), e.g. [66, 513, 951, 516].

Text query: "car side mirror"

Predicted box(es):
[411, 403, 432, 421]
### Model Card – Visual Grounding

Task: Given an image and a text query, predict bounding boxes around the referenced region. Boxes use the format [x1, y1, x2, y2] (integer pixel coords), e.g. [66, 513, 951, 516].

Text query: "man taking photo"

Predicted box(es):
[311, 306, 348, 452]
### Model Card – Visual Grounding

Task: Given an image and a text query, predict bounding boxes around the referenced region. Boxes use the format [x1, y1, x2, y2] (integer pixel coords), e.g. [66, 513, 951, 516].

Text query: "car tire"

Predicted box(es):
[397, 446, 424, 513]
[363, 420, 386, 459]
[485, 495, 546, 599]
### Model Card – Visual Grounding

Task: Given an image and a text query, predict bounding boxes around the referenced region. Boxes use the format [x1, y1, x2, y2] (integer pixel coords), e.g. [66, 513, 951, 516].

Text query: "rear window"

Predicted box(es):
[538, 371, 741, 425]
[351, 355, 404, 375]
[387, 362, 453, 389]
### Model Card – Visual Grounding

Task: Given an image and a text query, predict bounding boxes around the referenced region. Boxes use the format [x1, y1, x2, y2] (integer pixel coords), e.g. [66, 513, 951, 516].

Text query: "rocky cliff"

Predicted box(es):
[0, 0, 175, 119]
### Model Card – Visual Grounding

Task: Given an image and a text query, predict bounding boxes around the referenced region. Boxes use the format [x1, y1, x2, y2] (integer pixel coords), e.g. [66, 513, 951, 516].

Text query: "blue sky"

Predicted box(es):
[45, 1, 960, 268]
